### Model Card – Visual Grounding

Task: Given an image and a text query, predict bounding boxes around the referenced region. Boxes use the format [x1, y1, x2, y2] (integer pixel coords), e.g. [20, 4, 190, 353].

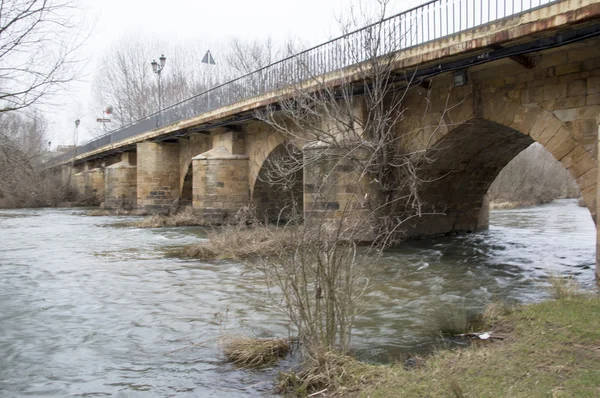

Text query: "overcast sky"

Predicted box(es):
[49, 0, 426, 146]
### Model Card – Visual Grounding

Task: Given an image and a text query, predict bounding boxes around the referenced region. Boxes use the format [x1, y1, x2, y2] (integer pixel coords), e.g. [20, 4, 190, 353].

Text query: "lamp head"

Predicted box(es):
[159, 54, 166, 68]
[151, 59, 158, 73]
[453, 70, 468, 87]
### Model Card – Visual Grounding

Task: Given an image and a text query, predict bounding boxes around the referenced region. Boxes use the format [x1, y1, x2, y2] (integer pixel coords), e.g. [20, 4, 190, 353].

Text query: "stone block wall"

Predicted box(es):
[192, 146, 249, 223]
[71, 172, 85, 199]
[136, 141, 180, 212]
[303, 143, 381, 240]
[105, 164, 137, 209]
[83, 168, 105, 206]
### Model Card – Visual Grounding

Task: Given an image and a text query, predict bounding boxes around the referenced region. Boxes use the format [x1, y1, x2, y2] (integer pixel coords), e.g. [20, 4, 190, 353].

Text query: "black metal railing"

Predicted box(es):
[52, 0, 558, 165]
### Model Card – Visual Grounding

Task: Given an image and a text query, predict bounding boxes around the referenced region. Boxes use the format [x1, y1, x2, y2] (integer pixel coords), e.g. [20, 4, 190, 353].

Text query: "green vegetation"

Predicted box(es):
[280, 294, 600, 397]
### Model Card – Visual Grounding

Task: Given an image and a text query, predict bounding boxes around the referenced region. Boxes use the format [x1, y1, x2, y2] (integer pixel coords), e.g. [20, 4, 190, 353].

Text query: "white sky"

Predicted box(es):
[49, 0, 426, 146]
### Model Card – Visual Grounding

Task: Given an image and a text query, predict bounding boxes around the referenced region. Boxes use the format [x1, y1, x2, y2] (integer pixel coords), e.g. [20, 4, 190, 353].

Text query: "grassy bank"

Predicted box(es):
[311, 294, 600, 397]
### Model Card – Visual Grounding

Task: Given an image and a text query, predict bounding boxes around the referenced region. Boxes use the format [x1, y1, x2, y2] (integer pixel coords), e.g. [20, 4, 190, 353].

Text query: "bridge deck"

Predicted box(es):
[52, 0, 600, 165]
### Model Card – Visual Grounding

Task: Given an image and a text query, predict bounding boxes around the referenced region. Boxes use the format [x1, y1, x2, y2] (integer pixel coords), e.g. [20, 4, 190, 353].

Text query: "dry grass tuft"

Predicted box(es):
[177, 225, 292, 260]
[85, 209, 133, 216]
[222, 335, 292, 369]
[547, 274, 582, 300]
[277, 350, 387, 396]
[424, 300, 484, 336]
[128, 207, 202, 228]
[482, 301, 515, 327]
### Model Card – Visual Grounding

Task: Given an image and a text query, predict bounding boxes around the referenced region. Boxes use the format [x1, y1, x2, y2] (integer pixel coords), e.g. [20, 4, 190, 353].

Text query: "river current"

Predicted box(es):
[0, 199, 595, 396]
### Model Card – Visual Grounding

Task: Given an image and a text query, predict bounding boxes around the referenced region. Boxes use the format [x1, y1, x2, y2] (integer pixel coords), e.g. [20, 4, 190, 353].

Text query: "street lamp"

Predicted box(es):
[151, 54, 167, 126]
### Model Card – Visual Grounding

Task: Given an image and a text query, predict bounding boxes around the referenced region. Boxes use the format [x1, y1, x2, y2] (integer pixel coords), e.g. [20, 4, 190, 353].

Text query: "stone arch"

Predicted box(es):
[178, 134, 212, 208]
[405, 119, 533, 237]
[247, 128, 286, 196]
[405, 97, 596, 237]
[478, 96, 596, 219]
[251, 143, 304, 223]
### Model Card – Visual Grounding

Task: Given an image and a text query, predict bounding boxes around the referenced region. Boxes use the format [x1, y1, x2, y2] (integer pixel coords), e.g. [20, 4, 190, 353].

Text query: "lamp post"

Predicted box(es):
[74, 119, 80, 157]
[151, 54, 166, 126]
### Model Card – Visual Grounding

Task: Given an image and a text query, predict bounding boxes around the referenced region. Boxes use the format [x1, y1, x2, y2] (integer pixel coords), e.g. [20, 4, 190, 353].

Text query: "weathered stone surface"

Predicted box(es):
[87, 28, 600, 274]
[136, 141, 180, 212]
[192, 145, 250, 223]
[105, 157, 137, 210]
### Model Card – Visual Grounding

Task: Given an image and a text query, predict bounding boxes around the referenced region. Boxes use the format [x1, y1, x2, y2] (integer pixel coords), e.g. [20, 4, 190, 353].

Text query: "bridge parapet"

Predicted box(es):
[50, 0, 567, 166]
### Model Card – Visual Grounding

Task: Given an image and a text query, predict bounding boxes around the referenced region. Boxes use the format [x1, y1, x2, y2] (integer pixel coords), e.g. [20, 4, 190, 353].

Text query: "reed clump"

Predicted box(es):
[277, 350, 386, 396]
[423, 300, 484, 337]
[177, 225, 292, 260]
[127, 207, 202, 228]
[85, 209, 133, 216]
[222, 336, 292, 369]
[547, 274, 582, 300]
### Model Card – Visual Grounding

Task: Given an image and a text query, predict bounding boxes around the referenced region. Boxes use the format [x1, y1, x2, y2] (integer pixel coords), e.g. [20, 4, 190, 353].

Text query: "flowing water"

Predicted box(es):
[0, 199, 595, 396]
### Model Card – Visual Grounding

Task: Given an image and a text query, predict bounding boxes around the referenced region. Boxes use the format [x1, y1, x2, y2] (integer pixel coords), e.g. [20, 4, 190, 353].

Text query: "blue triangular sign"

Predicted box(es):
[202, 50, 216, 65]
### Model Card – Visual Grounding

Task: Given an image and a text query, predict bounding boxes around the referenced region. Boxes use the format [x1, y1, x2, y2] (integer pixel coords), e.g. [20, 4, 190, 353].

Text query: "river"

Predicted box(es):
[0, 199, 595, 397]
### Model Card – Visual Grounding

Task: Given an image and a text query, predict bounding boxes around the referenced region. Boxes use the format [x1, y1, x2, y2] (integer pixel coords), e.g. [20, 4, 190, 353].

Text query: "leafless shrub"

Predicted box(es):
[248, 0, 465, 363]
[0, 112, 73, 208]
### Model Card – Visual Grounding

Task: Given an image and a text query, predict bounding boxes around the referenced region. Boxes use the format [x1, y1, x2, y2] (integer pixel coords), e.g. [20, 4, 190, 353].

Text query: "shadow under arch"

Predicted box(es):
[252, 142, 304, 223]
[180, 164, 193, 207]
[404, 117, 592, 238]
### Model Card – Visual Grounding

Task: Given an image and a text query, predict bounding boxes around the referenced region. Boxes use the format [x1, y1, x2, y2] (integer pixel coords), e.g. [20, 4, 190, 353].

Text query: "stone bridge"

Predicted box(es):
[56, 0, 600, 277]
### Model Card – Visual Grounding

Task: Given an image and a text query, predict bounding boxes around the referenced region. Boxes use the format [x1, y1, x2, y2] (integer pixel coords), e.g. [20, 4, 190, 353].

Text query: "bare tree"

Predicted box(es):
[0, 0, 88, 207]
[90, 33, 308, 136]
[249, 1, 463, 367]
[0, 111, 71, 207]
[91, 36, 223, 132]
[224, 37, 279, 76]
[0, 0, 85, 113]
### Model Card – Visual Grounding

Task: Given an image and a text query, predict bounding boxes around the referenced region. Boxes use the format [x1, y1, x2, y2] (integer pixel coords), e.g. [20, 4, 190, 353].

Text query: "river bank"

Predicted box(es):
[329, 293, 600, 397]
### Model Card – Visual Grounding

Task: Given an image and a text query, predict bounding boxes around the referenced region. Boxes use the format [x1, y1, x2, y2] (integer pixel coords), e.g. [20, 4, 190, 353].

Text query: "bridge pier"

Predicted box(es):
[192, 131, 249, 223]
[136, 141, 180, 213]
[303, 142, 381, 239]
[105, 152, 137, 210]
[83, 167, 105, 206]
[70, 166, 85, 200]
